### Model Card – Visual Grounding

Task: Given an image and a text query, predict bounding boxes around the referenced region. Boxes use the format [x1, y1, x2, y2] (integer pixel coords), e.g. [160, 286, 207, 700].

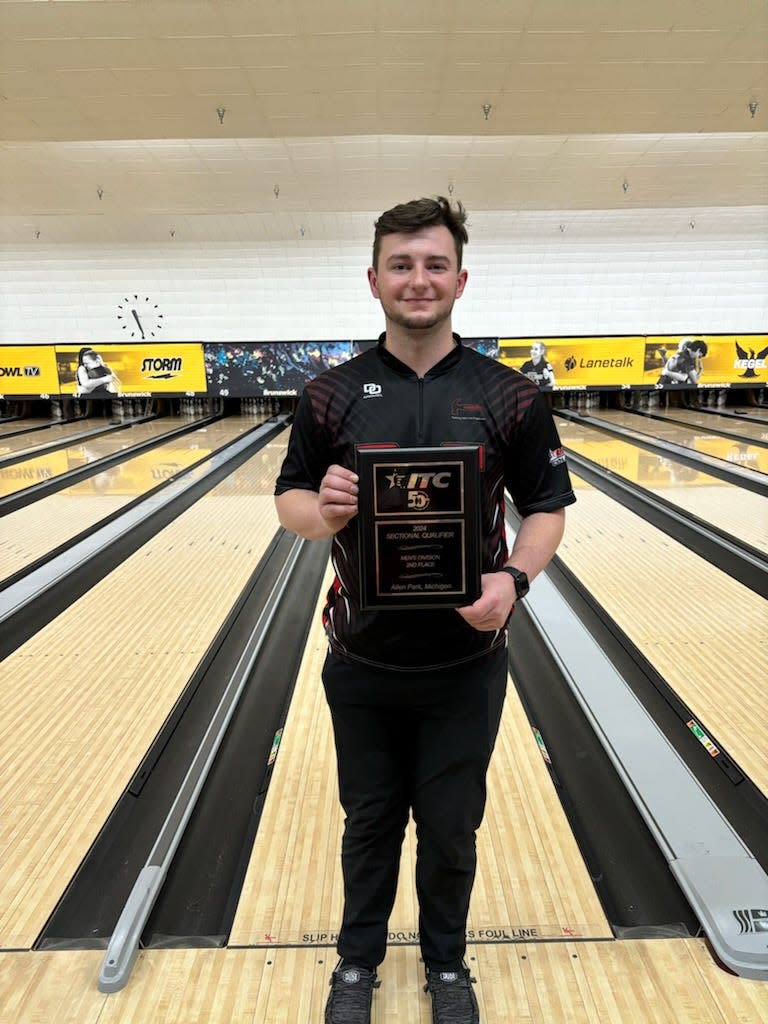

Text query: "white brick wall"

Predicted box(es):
[1, 206, 766, 344]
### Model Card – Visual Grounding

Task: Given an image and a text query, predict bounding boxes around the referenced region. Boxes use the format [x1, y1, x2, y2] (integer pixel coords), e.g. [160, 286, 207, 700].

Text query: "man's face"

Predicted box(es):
[367, 226, 467, 333]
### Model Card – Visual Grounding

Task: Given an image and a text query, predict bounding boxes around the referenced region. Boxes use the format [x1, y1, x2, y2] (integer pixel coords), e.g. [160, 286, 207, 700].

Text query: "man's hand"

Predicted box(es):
[456, 571, 517, 632]
[318, 464, 359, 531]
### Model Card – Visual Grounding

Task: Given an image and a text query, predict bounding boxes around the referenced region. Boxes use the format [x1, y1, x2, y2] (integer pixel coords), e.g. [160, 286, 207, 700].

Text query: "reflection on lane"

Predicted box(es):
[0, 418, 275, 583]
[0, 419, 193, 498]
[591, 410, 768, 475]
[557, 418, 767, 554]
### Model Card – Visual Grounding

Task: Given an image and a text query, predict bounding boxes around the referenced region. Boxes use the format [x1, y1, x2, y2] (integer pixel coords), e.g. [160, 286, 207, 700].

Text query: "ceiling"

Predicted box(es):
[0, 0, 766, 242]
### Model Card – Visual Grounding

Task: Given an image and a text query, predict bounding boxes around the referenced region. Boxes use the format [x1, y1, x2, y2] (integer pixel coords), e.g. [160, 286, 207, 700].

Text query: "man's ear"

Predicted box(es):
[455, 268, 468, 298]
[367, 266, 380, 298]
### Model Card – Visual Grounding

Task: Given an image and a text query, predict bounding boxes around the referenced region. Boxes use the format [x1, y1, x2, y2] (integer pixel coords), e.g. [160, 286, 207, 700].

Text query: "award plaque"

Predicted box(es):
[356, 445, 482, 610]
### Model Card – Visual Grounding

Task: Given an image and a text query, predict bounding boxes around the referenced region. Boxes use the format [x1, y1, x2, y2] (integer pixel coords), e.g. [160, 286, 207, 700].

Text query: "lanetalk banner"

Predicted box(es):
[55, 344, 207, 397]
[499, 337, 645, 389]
[0, 345, 60, 397]
[642, 335, 768, 389]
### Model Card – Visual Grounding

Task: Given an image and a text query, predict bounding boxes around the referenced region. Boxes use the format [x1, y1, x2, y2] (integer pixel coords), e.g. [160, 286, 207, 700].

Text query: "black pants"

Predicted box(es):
[322, 645, 507, 970]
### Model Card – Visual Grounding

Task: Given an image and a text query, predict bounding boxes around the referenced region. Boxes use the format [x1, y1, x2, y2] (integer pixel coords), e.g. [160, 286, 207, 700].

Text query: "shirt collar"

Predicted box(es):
[376, 333, 463, 378]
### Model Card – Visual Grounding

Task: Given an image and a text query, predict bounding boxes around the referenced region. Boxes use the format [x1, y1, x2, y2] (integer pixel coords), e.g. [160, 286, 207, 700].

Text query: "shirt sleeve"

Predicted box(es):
[504, 390, 576, 516]
[274, 388, 329, 495]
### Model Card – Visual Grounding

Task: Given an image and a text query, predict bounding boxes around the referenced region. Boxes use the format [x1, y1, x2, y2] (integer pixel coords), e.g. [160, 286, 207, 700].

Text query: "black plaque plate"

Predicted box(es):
[356, 445, 482, 610]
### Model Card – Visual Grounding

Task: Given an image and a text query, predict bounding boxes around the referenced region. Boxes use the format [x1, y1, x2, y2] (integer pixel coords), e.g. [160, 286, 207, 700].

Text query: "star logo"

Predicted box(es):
[385, 470, 405, 488]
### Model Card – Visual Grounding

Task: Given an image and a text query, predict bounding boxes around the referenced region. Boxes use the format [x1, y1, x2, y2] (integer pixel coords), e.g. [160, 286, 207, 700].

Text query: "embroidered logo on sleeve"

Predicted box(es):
[549, 446, 567, 466]
[363, 382, 382, 398]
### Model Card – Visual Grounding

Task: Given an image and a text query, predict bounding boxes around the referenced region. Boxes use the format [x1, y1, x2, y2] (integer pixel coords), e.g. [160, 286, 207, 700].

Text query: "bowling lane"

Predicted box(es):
[556, 418, 768, 555]
[0, 416, 193, 499]
[556, 472, 767, 797]
[0, 417, 263, 583]
[0, 417, 110, 458]
[0, 417, 56, 438]
[0, 430, 288, 949]
[229, 572, 612, 950]
[594, 409, 768, 475]
[656, 407, 768, 444]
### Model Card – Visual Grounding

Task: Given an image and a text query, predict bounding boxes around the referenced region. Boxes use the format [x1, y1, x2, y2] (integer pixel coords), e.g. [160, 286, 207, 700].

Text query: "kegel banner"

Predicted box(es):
[0, 345, 60, 397]
[499, 337, 645, 389]
[55, 344, 206, 397]
[642, 335, 768, 389]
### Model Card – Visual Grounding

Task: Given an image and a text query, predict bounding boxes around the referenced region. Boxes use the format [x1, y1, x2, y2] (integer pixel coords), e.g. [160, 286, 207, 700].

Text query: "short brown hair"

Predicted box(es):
[372, 196, 468, 270]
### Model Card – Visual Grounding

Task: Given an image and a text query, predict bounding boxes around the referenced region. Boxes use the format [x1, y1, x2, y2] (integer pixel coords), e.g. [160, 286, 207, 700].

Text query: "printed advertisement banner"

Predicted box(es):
[499, 337, 645, 389]
[642, 335, 768, 389]
[0, 345, 60, 397]
[204, 341, 355, 397]
[204, 338, 499, 397]
[55, 344, 207, 397]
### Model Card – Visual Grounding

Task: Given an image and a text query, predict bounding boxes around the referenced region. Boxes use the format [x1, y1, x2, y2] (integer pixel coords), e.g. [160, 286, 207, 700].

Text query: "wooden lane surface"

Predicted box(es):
[558, 475, 768, 796]
[0, 418, 53, 438]
[1, 939, 766, 1023]
[556, 418, 768, 554]
[597, 410, 768, 475]
[0, 416, 187, 498]
[0, 418, 103, 457]
[0, 417, 262, 583]
[230, 568, 611, 950]
[0, 434, 287, 949]
[668, 409, 768, 444]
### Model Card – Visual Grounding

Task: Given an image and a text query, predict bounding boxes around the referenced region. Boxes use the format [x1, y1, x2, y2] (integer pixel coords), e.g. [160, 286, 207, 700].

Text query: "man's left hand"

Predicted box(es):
[456, 572, 516, 632]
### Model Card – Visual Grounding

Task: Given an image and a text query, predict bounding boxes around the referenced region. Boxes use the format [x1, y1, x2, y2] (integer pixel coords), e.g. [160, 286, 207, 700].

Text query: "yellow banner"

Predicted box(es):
[499, 337, 645, 389]
[643, 335, 768, 388]
[0, 345, 60, 397]
[55, 344, 207, 397]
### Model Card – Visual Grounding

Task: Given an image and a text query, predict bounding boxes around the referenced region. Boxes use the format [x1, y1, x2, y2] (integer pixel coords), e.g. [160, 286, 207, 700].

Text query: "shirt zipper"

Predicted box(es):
[417, 376, 425, 443]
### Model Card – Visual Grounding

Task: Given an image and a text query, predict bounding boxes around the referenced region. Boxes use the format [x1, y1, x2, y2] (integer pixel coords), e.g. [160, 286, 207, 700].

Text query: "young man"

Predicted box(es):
[274, 197, 575, 1024]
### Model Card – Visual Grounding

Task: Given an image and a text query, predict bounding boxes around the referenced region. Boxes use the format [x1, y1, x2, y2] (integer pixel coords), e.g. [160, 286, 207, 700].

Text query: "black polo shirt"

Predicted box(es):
[275, 336, 575, 670]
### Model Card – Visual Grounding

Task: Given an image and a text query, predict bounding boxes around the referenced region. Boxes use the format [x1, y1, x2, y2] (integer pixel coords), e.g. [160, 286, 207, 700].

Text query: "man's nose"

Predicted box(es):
[410, 263, 428, 289]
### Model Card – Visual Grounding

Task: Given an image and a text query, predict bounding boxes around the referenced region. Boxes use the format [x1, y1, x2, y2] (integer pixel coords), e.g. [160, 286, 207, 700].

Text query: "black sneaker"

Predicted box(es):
[424, 964, 479, 1024]
[325, 962, 381, 1024]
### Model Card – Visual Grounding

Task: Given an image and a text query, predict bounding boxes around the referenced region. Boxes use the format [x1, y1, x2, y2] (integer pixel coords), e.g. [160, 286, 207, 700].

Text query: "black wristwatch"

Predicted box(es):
[499, 566, 530, 600]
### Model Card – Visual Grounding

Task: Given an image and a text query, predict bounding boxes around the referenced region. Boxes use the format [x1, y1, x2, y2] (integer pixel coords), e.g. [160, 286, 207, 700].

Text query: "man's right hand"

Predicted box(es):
[318, 464, 359, 531]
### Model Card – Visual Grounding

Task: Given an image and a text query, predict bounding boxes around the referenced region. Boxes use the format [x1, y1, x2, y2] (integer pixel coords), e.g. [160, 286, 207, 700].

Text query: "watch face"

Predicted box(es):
[503, 566, 529, 598]
[117, 295, 163, 340]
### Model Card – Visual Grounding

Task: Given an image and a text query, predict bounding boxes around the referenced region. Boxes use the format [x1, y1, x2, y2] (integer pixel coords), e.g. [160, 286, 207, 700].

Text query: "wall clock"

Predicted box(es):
[117, 295, 164, 340]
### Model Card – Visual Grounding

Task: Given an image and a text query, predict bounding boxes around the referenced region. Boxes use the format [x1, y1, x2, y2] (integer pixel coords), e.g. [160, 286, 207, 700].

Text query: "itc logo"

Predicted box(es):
[406, 472, 452, 489]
